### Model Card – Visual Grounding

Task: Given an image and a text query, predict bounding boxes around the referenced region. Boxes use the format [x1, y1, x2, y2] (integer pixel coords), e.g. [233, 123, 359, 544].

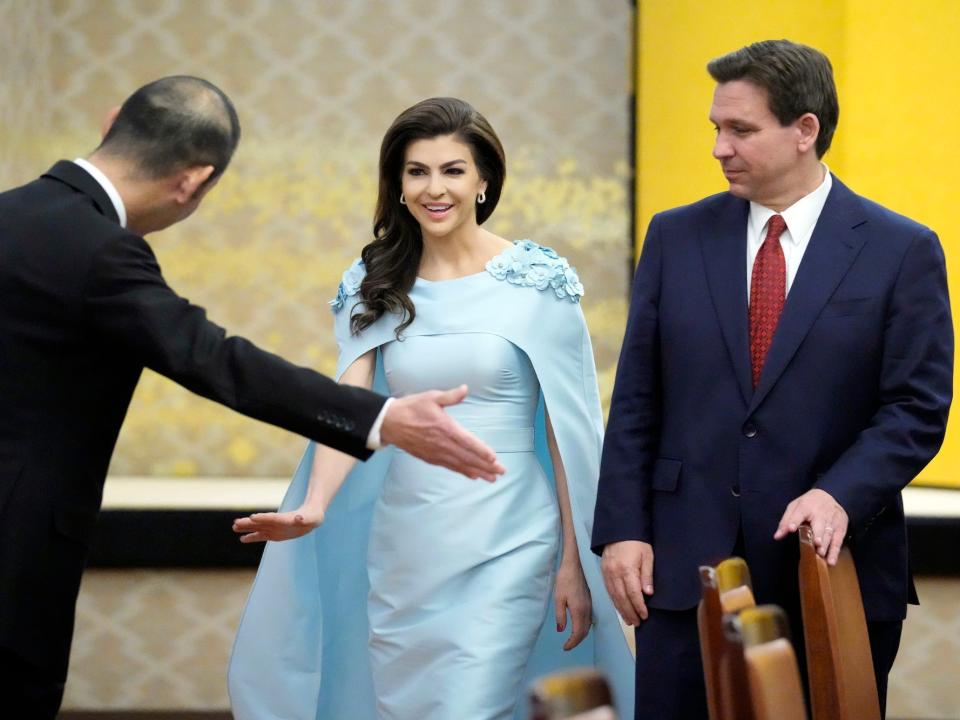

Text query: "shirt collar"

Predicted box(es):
[73, 158, 127, 228]
[748, 164, 832, 245]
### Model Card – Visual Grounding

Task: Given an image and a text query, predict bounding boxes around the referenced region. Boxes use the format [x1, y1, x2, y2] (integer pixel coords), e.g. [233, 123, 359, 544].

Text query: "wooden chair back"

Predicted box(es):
[730, 604, 808, 720]
[698, 557, 756, 720]
[798, 524, 880, 720]
[529, 668, 616, 720]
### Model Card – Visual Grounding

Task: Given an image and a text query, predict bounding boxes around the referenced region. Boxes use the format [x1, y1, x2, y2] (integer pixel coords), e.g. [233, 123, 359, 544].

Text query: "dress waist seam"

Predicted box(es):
[459, 426, 535, 452]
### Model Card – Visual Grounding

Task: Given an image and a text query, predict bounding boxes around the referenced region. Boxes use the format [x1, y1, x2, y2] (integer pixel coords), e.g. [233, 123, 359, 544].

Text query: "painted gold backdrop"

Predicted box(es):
[0, 0, 631, 479]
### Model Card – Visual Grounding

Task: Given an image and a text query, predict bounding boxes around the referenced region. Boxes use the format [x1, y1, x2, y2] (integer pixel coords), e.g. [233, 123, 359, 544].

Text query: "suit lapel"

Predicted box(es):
[700, 195, 753, 405]
[747, 177, 868, 414]
[42, 160, 120, 224]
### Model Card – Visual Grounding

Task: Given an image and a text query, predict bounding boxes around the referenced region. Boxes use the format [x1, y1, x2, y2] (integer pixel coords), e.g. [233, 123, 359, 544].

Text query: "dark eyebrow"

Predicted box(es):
[710, 116, 760, 130]
[404, 159, 468, 169]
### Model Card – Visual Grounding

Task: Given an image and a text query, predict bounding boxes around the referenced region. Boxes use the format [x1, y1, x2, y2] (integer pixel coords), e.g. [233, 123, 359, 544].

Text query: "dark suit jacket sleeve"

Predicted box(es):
[592, 215, 663, 553]
[816, 227, 953, 531]
[82, 232, 387, 460]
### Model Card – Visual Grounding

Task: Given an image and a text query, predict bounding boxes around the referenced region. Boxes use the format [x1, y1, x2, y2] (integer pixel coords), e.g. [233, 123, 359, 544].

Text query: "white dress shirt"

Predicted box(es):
[366, 397, 393, 450]
[71, 158, 391, 450]
[747, 165, 832, 302]
[73, 158, 127, 228]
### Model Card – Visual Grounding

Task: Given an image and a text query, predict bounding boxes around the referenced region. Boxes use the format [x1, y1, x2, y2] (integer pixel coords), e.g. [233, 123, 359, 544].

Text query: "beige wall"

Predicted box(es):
[0, 0, 632, 478]
[64, 569, 960, 716]
[0, 1, 54, 188]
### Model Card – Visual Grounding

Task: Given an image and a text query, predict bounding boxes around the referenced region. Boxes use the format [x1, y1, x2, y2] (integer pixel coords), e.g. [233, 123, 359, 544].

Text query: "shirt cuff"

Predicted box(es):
[366, 397, 394, 450]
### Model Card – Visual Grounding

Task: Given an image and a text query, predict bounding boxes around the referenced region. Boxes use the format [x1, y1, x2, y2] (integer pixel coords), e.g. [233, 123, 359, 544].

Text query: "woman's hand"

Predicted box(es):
[555, 558, 592, 650]
[232, 505, 325, 543]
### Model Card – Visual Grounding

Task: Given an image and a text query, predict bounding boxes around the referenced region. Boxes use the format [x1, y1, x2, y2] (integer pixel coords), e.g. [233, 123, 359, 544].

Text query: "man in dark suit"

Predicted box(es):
[0, 76, 504, 716]
[593, 40, 952, 719]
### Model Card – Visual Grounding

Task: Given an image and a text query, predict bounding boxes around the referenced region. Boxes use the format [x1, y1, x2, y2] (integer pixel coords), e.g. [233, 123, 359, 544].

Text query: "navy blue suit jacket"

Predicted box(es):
[593, 176, 952, 621]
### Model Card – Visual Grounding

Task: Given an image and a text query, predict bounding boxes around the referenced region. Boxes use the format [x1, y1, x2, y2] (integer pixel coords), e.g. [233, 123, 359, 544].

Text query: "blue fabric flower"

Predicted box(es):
[330, 258, 366, 312]
[486, 254, 511, 280]
[484, 240, 583, 302]
[525, 264, 553, 290]
[554, 266, 585, 300]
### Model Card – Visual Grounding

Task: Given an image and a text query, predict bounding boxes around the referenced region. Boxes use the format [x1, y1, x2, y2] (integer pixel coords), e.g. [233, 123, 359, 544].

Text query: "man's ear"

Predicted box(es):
[174, 165, 216, 204]
[100, 106, 121, 139]
[796, 112, 820, 154]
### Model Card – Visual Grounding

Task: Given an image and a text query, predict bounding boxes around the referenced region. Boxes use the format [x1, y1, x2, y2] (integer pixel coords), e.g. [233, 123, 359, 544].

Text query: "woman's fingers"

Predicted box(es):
[563, 603, 592, 650]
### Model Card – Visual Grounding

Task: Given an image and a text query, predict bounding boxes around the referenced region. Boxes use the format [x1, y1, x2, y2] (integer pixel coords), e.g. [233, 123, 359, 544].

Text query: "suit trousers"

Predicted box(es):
[868, 619, 903, 719]
[0, 645, 65, 719]
[633, 607, 902, 720]
[633, 607, 706, 720]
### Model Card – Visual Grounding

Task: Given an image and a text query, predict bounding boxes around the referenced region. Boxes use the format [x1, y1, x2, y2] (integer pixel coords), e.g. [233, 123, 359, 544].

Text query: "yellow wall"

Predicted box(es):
[636, 0, 960, 487]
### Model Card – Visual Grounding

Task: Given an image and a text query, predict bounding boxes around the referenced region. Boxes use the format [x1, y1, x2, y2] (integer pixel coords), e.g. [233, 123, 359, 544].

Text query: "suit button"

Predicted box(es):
[743, 424, 758, 438]
[731, 484, 741, 497]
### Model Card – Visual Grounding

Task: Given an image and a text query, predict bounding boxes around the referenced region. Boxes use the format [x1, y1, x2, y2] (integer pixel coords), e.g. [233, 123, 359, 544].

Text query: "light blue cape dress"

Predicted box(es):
[228, 241, 634, 718]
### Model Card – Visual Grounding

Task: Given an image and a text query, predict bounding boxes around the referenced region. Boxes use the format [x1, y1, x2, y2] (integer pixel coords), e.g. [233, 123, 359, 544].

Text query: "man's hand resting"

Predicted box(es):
[600, 540, 655, 625]
[774, 488, 849, 566]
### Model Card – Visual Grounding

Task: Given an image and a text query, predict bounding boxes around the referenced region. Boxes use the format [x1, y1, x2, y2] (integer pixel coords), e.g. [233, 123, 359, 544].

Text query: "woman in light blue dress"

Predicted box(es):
[228, 98, 633, 719]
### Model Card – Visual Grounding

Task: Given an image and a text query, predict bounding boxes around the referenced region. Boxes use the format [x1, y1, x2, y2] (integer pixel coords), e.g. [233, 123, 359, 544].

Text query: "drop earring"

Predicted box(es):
[400, 193, 407, 205]
[477, 191, 486, 204]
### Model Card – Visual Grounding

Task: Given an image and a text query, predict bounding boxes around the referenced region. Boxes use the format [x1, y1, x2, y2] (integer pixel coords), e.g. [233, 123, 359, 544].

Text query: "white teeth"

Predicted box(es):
[426, 205, 451, 211]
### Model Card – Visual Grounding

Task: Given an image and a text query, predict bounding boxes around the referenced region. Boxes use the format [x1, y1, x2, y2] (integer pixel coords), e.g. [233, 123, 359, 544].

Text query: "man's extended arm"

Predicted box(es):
[84, 232, 504, 479]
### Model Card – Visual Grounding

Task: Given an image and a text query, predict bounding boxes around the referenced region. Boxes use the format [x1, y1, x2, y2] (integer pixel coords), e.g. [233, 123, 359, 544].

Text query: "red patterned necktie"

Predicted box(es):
[749, 214, 787, 388]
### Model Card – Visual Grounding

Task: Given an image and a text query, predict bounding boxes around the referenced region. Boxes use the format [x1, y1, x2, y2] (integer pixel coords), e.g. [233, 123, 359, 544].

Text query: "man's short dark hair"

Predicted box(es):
[707, 40, 839, 158]
[97, 75, 241, 182]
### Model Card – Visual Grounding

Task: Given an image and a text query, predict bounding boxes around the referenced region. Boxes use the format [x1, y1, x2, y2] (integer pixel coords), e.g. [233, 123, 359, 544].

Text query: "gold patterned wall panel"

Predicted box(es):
[0, 0, 631, 478]
[65, 569, 253, 709]
[63, 570, 960, 714]
[0, 0, 53, 188]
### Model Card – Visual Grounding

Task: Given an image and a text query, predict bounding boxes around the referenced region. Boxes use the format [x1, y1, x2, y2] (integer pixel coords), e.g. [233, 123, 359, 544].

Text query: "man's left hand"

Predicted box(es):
[774, 488, 848, 566]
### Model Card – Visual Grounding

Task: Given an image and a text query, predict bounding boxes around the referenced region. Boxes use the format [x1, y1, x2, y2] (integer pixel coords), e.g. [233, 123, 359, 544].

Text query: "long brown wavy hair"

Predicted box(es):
[351, 97, 506, 337]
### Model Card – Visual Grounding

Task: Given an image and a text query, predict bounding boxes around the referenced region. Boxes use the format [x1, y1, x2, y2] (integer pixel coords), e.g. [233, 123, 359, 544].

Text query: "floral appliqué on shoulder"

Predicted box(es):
[485, 240, 584, 302]
[330, 258, 366, 313]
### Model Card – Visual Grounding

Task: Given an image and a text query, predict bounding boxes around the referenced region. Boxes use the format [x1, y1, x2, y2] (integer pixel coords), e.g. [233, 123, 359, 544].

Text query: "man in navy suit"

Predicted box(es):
[593, 40, 952, 719]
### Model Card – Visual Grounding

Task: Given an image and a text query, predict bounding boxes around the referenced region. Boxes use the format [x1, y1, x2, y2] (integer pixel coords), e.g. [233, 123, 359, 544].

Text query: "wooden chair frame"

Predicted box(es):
[730, 605, 807, 720]
[798, 524, 880, 720]
[529, 667, 615, 720]
[698, 557, 757, 720]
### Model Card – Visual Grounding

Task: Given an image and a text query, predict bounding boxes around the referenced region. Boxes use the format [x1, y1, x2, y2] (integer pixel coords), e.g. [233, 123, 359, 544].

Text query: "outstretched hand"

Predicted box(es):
[232, 506, 324, 543]
[774, 488, 848, 565]
[380, 385, 506, 482]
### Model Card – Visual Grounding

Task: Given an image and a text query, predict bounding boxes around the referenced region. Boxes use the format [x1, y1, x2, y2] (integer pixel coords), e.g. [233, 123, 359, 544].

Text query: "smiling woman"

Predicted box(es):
[349, 97, 508, 338]
[228, 97, 634, 720]
[401, 134, 502, 273]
